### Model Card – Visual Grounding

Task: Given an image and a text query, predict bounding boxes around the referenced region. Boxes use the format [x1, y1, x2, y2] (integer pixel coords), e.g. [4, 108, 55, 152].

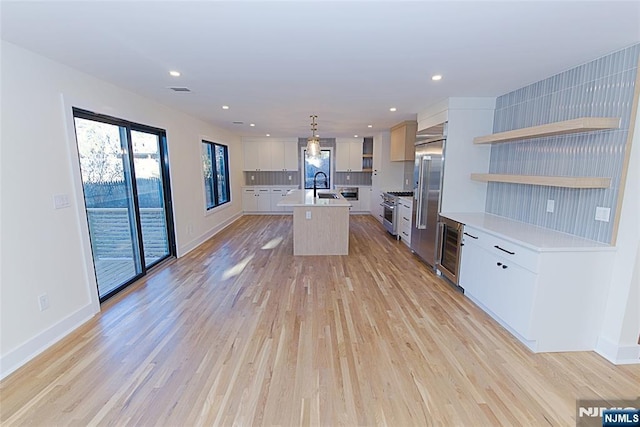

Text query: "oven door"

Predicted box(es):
[436, 217, 463, 286]
[382, 202, 396, 234]
[339, 187, 358, 201]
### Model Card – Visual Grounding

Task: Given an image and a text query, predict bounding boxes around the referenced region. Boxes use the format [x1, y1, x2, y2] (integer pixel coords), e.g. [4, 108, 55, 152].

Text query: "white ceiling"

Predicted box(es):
[1, 1, 639, 138]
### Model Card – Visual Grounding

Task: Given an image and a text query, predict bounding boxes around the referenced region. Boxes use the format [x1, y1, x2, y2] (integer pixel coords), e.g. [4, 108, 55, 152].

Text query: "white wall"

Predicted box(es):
[418, 97, 496, 213]
[596, 103, 640, 364]
[372, 131, 406, 191]
[0, 41, 243, 378]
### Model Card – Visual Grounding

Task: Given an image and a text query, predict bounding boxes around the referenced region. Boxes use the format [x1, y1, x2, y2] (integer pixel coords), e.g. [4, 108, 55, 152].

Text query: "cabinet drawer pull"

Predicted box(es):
[403, 217, 410, 221]
[494, 245, 515, 255]
[497, 262, 502, 266]
[402, 232, 408, 236]
[464, 232, 478, 239]
[502, 264, 508, 269]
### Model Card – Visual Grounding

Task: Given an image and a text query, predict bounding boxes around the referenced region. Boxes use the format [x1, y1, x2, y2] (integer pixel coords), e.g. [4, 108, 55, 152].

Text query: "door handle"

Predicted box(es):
[494, 245, 515, 255]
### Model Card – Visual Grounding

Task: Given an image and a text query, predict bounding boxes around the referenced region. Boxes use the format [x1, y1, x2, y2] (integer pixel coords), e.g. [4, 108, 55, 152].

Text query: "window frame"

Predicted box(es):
[202, 139, 231, 211]
[301, 147, 334, 190]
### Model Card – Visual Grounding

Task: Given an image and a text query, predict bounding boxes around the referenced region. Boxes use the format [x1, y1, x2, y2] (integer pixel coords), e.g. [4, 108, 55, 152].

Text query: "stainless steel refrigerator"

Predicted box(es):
[410, 137, 444, 267]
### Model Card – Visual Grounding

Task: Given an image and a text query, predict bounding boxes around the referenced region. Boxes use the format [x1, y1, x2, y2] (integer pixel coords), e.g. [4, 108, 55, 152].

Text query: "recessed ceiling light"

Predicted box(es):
[250, 123, 255, 127]
[432, 75, 442, 81]
[266, 133, 270, 137]
[389, 107, 397, 112]
[367, 124, 373, 128]
[169, 70, 180, 77]
[354, 135, 358, 138]
[222, 105, 230, 110]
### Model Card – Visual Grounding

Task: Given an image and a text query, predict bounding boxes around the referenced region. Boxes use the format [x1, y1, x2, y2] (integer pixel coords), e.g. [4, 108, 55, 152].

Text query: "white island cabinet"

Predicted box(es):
[447, 212, 616, 353]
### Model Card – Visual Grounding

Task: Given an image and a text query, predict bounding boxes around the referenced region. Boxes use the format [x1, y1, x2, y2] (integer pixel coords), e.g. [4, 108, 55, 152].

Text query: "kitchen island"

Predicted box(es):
[277, 189, 351, 255]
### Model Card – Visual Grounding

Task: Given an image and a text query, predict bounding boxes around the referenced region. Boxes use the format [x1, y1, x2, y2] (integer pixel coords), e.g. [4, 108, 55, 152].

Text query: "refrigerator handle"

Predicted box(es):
[416, 156, 425, 227]
[417, 156, 430, 229]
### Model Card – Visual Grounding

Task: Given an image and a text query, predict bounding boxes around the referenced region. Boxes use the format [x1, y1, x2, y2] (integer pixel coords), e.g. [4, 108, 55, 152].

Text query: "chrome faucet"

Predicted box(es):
[313, 171, 328, 198]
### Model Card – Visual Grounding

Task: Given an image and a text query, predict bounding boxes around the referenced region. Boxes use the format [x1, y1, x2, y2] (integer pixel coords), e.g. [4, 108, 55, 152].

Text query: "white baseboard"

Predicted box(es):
[178, 212, 243, 257]
[0, 303, 97, 380]
[595, 335, 640, 365]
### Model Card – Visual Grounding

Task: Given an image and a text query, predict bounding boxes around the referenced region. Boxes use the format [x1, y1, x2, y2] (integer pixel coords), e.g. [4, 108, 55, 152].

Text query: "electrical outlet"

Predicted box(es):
[288, 175, 292, 181]
[546, 199, 555, 213]
[53, 193, 70, 209]
[250, 175, 255, 181]
[405, 179, 409, 186]
[305, 211, 312, 220]
[595, 206, 610, 222]
[346, 175, 350, 181]
[38, 293, 50, 311]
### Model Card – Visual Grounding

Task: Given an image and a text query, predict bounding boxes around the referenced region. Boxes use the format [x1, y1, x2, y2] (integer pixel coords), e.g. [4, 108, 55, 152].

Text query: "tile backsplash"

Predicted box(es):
[243, 171, 299, 186]
[486, 43, 639, 243]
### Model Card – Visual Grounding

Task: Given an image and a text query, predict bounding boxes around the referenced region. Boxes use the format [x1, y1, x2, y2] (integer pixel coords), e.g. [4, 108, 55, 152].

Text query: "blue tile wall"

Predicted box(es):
[486, 44, 640, 243]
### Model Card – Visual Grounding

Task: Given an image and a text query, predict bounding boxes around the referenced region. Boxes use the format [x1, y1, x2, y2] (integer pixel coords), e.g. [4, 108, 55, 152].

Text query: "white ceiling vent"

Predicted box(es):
[169, 87, 191, 92]
[232, 121, 244, 125]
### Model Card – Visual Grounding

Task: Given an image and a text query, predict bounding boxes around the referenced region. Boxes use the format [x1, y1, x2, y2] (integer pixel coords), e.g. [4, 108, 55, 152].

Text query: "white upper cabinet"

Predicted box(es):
[335, 138, 363, 172]
[282, 139, 299, 171]
[243, 139, 271, 170]
[243, 137, 299, 171]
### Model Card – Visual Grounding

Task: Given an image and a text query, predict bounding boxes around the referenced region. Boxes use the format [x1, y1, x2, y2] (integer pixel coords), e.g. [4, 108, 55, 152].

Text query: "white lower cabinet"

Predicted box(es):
[256, 188, 270, 211]
[398, 198, 412, 246]
[371, 190, 384, 223]
[242, 188, 259, 212]
[243, 187, 294, 213]
[358, 188, 371, 213]
[270, 188, 293, 212]
[459, 224, 614, 352]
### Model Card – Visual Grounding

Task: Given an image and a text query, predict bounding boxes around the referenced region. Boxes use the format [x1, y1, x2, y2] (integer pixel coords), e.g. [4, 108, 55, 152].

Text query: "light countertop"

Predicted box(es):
[440, 212, 614, 252]
[277, 189, 352, 207]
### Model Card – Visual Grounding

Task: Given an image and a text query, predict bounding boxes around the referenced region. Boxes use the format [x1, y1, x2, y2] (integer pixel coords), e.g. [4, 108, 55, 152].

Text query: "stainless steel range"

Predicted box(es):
[382, 191, 414, 237]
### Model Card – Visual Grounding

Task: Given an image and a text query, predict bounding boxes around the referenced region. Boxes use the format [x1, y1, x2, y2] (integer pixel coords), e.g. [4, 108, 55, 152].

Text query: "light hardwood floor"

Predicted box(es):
[1, 215, 638, 426]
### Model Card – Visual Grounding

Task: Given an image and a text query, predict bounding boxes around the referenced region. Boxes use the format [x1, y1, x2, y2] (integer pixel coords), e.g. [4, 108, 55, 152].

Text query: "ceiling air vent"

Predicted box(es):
[169, 87, 191, 92]
[232, 121, 244, 125]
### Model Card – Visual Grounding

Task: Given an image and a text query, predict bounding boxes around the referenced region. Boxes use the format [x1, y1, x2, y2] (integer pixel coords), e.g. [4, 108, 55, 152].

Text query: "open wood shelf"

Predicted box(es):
[470, 173, 611, 189]
[361, 168, 373, 172]
[362, 154, 373, 158]
[473, 117, 620, 145]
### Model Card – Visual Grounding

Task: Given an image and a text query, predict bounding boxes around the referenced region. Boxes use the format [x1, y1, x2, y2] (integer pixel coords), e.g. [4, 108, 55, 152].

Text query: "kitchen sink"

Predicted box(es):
[317, 193, 339, 199]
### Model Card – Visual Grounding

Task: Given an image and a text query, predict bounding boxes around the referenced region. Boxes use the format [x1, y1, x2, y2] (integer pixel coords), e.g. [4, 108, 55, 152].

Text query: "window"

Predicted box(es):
[304, 149, 331, 189]
[202, 140, 231, 210]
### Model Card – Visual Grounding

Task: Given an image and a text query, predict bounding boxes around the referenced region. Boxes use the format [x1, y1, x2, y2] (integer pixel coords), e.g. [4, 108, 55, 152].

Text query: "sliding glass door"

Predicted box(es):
[73, 109, 174, 301]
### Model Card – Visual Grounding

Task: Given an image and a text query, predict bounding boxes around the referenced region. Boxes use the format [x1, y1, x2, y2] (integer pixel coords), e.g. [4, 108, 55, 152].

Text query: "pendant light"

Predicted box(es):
[306, 115, 321, 158]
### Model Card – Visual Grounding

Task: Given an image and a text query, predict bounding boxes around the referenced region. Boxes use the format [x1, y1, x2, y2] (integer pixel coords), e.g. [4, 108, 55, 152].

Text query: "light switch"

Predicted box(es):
[53, 193, 70, 209]
[595, 206, 610, 222]
[305, 211, 312, 220]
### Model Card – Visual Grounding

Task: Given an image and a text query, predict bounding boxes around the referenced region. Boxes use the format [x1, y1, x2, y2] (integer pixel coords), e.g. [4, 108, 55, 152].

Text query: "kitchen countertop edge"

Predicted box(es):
[277, 189, 352, 207]
[440, 212, 615, 252]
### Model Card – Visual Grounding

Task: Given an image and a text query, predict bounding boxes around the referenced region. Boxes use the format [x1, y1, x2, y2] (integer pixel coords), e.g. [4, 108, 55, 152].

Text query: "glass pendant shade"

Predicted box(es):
[306, 115, 321, 158]
[306, 136, 321, 157]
